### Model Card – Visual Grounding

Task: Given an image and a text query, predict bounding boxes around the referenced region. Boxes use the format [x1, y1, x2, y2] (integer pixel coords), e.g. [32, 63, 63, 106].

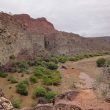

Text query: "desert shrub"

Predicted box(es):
[43, 77, 52, 85]
[0, 71, 8, 78]
[49, 57, 58, 64]
[57, 56, 68, 63]
[22, 79, 29, 85]
[33, 87, 57, 101]
[27, 60, 36, 66]
[68, 57, 76, 61]
[8, 61, 29, 73]
[42, 57, 50, 62]
[11, 97, 21, 108]
[46, 62, 58, 70]
[33, 66, 61, 85]
[35, 57, 44, 66]
[68, 55, 84, 61]
[45, 91, 57, 101]
[96, 58, 106, 67]
[33, 66, 45, 78]
[16, 82, 28, 95]
[76, 55, 84, 59]
[16, 61, 29, 72]
[30, 75, 37, 84]
[43, 71, 61, 86]
[8, 76, 18, 83]
[43, 77, 61, 86]
[41, 61, 48, 67]
[33, 87, 47, 97]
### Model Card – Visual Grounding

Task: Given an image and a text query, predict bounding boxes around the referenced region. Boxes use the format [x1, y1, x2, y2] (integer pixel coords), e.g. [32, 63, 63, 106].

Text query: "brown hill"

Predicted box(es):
[0, 12, 110, 64]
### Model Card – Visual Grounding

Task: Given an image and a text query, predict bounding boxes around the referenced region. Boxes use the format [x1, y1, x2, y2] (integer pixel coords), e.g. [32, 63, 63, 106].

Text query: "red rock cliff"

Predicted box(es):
[14, 14, 57, 34]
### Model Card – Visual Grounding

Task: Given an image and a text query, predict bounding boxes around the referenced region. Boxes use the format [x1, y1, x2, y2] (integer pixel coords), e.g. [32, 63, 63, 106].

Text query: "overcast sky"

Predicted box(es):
[0, 0, 110, 37]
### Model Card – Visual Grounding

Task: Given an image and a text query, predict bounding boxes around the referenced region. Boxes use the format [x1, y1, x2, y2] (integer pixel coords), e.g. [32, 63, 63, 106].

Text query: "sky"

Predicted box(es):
[0, 0, 110, 37]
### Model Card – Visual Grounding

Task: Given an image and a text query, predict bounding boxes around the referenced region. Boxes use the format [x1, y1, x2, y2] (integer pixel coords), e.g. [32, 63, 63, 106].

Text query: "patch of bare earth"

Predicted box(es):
[57, 55, 110, 110]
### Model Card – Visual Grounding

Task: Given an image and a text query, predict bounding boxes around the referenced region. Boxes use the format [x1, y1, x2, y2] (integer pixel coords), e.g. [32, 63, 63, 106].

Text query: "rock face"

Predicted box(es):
[0, 12, 110, 64]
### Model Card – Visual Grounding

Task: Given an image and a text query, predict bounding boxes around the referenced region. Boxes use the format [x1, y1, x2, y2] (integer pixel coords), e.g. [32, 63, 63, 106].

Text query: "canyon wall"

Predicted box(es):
[0, 12, 110, 64]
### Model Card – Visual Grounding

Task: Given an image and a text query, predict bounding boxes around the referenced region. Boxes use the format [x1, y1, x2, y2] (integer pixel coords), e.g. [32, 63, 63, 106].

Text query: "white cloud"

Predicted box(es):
[0, 0, 110, 37]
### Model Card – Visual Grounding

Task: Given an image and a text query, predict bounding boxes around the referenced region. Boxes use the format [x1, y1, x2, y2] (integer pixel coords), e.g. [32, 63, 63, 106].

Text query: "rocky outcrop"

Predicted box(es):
[0, 89, 13, 110]
[0, 12, 110, 64]
[33, 103, 82, 110]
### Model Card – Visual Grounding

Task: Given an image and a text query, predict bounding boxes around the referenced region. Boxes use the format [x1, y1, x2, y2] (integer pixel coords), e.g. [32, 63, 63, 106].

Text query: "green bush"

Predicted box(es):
[45, 91, 57, 101]
[10, 61, 29, 73]
[96, 58, 106, 67]
[43, 76, 61, 86]
[49, 57, 58, 64]
[47, 62, 58, 70]
[35, 57, 44, 66]
[57, 56, 68, 63]
[22, 79, 29, 85]
[11, 97, 21, 108]
[16, 82, 28, 95]
[0, 71, 8, 78]
[33, 66, 45, 78]
[43, 71, 61, 86]
[68, 57, 76, 61]
[33, 87, 46, 97]
[33, 86, 57, 101]
[27, 60, 36, 66]
[8, 76, 18, 83]
[30, 75, 37, 84]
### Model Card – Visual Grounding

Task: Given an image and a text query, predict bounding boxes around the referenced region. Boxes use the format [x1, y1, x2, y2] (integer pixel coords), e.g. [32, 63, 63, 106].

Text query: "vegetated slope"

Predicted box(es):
[0, 12, 110, 64]
[0, 55, 110, 110]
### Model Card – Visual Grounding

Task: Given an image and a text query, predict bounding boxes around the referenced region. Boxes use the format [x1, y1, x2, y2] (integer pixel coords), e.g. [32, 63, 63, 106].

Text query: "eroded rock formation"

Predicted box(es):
[0, 12, 110, 64]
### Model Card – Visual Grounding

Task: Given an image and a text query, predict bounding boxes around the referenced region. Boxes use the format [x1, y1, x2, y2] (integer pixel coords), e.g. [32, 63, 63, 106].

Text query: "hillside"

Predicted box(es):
[0, 12, 110, 64]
